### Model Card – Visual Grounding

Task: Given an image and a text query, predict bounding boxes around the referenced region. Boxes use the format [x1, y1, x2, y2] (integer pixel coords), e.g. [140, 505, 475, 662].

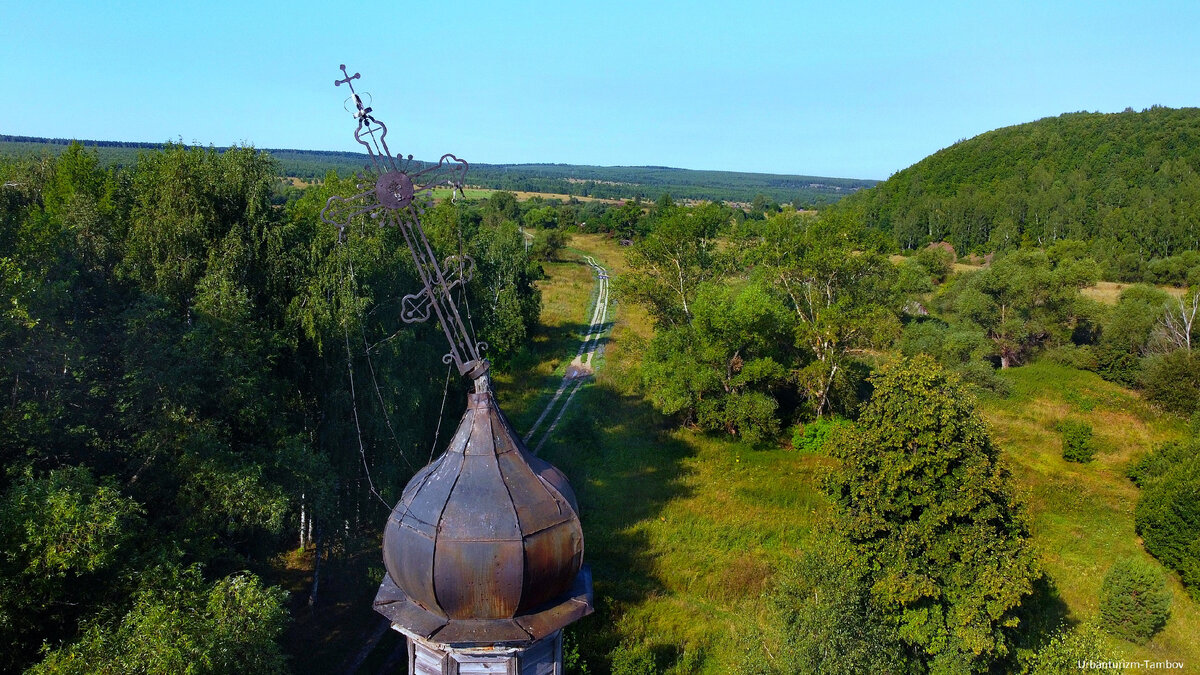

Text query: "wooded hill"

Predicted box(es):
[844, 106, 1200, 268]
[0, 135, 875, 206]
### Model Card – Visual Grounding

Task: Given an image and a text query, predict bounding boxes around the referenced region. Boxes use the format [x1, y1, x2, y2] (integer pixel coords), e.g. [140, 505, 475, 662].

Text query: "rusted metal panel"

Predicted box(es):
[513, 566, 594, 640]
[374, 575, 447, 639]
[522, 450, 580, 516]
[434, 539, 524, 619]
[463, 400, 497, 456]
[387, 522, 439, 612]
[403, 438, 468, 528]
[519, 525, 583, 611]
[433, 618, 532, 646]
[439, 453, 521, 542]
[495, 442, 572, 535]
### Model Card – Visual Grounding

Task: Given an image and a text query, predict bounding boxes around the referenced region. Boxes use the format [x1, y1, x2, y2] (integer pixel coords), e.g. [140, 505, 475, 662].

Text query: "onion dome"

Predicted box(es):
[374, 390, 593, 645]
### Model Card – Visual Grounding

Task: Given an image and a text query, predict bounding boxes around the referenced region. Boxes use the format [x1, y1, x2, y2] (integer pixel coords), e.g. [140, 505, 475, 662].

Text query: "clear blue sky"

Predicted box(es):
[2, 1, 1197, 180]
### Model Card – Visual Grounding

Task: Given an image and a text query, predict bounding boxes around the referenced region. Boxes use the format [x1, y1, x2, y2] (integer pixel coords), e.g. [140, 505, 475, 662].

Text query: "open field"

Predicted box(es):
[1082, 280, 1188, 305]
[982, 364, 1199, 666]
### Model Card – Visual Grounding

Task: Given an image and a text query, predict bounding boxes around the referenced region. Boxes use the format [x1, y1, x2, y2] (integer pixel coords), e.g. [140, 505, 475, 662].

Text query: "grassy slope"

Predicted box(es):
[500, 234, 1199, 672]
[984, 364, 1199, 665]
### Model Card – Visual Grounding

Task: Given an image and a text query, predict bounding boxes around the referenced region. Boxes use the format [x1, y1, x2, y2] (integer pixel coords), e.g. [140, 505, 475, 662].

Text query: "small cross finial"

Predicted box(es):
[335, 64, 361, 89]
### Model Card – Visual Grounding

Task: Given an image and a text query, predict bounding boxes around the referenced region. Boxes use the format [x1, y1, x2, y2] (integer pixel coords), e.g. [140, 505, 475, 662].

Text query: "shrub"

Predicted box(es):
[915, 243, 956, 282]
[1094, 346, 1142, 387]
[955, 359, 1011, 395]
[1046, 344, 1099, 372]
[1057, 420, 1095, 463]
[791, 417, 848, 454]
[1135, 456, 1200, 597]
[1143, 351, 1200, 416]
[1023, 623, 1113, 675]
[1098, 557, 1171, 644]
[1127, 440, 1197, 487]
[759, 537, 911, 675]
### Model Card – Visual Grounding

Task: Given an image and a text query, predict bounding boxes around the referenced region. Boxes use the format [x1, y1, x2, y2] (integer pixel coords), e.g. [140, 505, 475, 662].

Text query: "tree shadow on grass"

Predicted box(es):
[1007, 574, 1075, 665]
[535, 379, 696, 672]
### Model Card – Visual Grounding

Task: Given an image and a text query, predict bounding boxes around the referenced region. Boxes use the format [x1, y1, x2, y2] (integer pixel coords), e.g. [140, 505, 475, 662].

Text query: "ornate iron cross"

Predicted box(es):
[320, 65, 489, 383]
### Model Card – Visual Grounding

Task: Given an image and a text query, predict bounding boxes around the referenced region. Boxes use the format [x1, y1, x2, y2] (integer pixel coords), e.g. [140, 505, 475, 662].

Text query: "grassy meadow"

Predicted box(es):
[497, 234, 1200, 672]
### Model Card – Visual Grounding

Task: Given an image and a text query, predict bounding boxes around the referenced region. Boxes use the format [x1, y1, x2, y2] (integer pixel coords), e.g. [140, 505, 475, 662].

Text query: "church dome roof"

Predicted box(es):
[376, 390, 591, 645]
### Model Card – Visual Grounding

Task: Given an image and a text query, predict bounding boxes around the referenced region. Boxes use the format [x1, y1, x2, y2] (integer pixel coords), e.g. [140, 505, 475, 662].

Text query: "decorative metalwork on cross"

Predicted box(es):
[320, 65, 488, 383]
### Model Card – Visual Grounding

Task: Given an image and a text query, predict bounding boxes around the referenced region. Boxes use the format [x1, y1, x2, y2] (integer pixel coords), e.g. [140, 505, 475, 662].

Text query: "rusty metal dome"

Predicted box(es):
[374, 389, 593, 646]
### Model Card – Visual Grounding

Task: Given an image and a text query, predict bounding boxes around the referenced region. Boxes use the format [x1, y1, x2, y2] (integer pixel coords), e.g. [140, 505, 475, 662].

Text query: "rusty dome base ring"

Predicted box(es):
[374, 565, 593, 647]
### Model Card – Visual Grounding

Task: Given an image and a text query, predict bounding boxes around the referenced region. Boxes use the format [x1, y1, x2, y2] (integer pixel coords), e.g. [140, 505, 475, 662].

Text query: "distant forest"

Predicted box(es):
[843, 106, 1200, 276]
[0, 135, 876, 206]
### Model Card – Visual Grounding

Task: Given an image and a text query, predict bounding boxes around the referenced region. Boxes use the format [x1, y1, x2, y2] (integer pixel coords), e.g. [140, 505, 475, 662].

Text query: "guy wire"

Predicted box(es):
[339, 240, 392, 509]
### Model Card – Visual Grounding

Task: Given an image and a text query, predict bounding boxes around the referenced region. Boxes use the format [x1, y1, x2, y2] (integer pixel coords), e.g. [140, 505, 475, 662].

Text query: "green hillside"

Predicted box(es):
[844, 107, 1200, 263]
[0, 135, 875, 206]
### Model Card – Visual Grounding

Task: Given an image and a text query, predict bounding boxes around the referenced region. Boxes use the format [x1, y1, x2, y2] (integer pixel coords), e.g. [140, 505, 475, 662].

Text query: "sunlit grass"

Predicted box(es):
[983, 363, 1198, 665]
[1081, 280, 1186, 305]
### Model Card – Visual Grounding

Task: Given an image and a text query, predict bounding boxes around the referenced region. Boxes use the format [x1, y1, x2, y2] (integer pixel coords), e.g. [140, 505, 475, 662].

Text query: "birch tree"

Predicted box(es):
[747, 210, 900, 417]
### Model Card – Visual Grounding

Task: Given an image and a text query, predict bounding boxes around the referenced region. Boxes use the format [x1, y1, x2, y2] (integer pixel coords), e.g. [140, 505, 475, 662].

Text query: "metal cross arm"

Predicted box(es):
[321, 66, 488, 384]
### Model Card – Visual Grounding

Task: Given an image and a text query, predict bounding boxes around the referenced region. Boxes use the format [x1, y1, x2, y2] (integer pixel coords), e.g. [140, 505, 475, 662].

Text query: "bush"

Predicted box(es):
[1127, 440, 1197, 487]
[1135, 455, 1200, 597]
[1143, 351, 1200, 416]
[791, 417, 848, 454]
[955, 359, 1011, 395]
[915, 243, 956, 282]
[756, 537, 911, 675]
[1045, 344, 1099, 372]
[1023, 623, 1113, 674]
[1098, 557, 1171, 644]
[1057, 420, 1095, 463]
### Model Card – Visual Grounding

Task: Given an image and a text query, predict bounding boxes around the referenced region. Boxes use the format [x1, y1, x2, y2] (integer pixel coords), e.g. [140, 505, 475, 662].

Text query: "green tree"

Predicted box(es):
[641, 281, 789, 442]
[1142, 351, 1200, 416]
[1134, 448, 1200, 595]
[954, 250, 1095, 368]
[0, 468, 142, 671]
[617, 203, 725, 328]
[1098, 557, 1171, 644]
[530, 227, 569, 261]
[606, 199, 646, 240]
[32, 565, 288, 675]
[827, 356, 1041, 672]
[483, 190, 520, 227]
[747, 210, 900, 416]
[524, 204, 557, 230]
[1096, 284, 1170, 385]
[756, 537, 911, 674]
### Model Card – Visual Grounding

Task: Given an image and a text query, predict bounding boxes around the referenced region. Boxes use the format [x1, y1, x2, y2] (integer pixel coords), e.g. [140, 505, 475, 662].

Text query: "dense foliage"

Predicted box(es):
[843, 107, 1200, 278]
[1098, 557, 1172, 644]
[0, 144, 543, 672]
[827, 356, 1041, 673]
[1131, 437, 1200, 598]
[623, 206, 901, 439]
[749, 537, 912, 674]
